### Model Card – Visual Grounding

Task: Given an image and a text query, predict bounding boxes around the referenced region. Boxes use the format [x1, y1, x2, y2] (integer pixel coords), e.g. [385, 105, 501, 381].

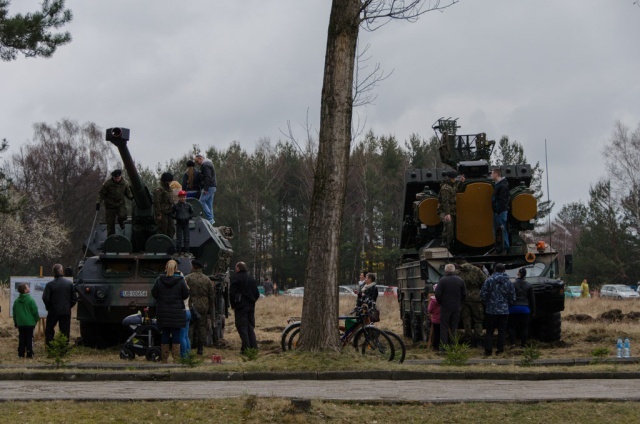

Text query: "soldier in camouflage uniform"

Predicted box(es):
[96, 169, 134, 236]
[154, 172, 175, 238]
[436, 170, 465, 247]
[456, 260, 487, 347]
[186, 260, 214, 355]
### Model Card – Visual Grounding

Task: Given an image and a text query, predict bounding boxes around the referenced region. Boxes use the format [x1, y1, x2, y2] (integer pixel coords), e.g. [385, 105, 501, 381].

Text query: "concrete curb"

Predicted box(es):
[1, 369, 640, 382]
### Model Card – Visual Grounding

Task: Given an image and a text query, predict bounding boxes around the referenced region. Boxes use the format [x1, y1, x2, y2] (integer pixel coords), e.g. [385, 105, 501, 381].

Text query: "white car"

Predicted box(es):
[283, 287, 304, 297]
[339, 286, 357, 297]
[600, 284, 640, 299]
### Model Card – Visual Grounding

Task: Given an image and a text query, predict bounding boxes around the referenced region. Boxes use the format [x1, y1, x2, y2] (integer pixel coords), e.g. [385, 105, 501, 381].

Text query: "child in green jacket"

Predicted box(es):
[13, 283, 40, 358]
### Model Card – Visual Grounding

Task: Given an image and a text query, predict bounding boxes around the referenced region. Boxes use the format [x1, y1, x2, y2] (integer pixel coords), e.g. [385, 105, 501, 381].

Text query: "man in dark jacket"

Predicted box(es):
[491, 168, 509, 252]
[229, 261, 259, 354]
[435, 263, 466, 350]
[194, 154, 217, 224]
[43, 263, 77, 346]
[96, 169, 134, 236]
[154, 172, 175, 238]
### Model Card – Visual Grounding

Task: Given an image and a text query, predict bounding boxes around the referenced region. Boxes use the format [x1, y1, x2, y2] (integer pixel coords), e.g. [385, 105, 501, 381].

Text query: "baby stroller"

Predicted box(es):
[120, 307, 162, 362]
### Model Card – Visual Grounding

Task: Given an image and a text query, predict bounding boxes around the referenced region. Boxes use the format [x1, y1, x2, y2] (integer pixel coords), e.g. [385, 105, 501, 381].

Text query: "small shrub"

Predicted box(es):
[441, 334, 471, 366]
[46, 333, 73, 368]
[590, 347, 611, 364]
[241, 348, 259, 361]
[178, 351, 203, 367]
[521, 343, 541, 366]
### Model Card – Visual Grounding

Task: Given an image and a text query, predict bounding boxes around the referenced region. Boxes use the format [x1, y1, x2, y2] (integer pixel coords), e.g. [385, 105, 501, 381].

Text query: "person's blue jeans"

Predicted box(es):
[180, 309, 191, 357]
[199, 187, 216, 223]
[493, 211, 509, 250]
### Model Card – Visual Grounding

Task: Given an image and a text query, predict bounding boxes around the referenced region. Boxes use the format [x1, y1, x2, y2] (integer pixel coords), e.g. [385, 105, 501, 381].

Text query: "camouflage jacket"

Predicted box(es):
[98, 178, 133, 209]
[153, 183, 173, 214]
[186, 269, 214, 316]
[480, 272, 515, 315]
[456, 263, 486, 301]
[437, 180, 460, 217]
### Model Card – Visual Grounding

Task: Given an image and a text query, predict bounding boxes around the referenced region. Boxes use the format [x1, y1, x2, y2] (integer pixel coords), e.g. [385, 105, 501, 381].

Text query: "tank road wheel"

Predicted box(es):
[120, 347, 135, 360]
[79, 321, 100, 348]
[411, 315, 423, 343]
[146, 346, 162, 362]
[533, 312, 562, 342]
[402, 313, 412, 338]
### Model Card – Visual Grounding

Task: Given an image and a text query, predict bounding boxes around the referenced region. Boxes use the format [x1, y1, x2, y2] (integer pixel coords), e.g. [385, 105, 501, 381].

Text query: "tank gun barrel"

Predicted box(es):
[106, 128, 152, 210]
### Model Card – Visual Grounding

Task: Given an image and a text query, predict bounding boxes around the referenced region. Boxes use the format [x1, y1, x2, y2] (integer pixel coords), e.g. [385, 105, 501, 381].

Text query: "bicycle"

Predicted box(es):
[282, 305, 396, 361]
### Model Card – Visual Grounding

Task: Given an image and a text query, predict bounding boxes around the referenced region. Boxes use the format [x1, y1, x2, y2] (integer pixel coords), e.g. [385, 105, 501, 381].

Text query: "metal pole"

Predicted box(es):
[83, 209, 100, 260]
[545, 139, 552, 245]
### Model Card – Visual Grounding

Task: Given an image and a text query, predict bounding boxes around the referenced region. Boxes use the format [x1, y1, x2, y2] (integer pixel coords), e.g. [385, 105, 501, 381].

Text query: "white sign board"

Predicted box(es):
[9, 276, 50, 318]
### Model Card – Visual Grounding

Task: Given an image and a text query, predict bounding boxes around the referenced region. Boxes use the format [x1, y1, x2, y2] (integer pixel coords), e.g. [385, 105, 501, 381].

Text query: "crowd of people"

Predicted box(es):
[429, 261, 536, 356]
[96, 153, 217, 247]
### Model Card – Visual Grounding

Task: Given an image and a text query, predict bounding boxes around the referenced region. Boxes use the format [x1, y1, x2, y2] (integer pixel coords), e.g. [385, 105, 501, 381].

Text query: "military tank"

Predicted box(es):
[396, 118, 566, 343]
[74, 127, 233, 348]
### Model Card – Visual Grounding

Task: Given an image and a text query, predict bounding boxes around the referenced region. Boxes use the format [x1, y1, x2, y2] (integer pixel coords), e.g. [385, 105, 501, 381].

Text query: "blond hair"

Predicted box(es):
[165, 260, 178, 275]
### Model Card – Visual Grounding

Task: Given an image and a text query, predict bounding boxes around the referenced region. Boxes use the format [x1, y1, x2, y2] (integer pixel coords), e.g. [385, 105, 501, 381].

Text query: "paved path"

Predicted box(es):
[3, 379, 640, 403]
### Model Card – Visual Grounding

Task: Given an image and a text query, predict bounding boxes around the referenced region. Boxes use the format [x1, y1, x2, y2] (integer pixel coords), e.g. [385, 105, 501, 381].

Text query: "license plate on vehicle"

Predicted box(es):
[120, 290, 148, 298]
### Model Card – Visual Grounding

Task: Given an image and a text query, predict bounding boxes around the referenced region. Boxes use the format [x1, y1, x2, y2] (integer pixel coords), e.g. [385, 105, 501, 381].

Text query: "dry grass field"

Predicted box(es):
[1, 287, 639, 367]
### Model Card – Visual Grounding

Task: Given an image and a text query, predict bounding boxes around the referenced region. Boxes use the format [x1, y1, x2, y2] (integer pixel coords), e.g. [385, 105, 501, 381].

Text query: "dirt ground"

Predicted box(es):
[1, 287, 639, 364]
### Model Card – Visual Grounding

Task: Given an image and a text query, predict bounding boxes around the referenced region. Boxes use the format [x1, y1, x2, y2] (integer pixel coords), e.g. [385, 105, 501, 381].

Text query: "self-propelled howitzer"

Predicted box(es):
[75, 127, 233, 348]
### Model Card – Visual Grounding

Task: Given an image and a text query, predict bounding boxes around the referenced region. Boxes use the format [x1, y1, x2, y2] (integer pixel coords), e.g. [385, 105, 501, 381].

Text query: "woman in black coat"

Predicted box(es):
[151, 260, 189, 363]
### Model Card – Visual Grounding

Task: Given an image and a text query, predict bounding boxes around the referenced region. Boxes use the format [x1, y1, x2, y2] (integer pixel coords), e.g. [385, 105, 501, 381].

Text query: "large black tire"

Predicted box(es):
[79, 321, 121, 348]
[532, 312, 562, 342]
[412, 314, 424, 343]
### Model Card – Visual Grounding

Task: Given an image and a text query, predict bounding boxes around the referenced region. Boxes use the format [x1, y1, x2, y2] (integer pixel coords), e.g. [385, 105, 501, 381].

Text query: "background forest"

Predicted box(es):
[1, 119, 639, 288]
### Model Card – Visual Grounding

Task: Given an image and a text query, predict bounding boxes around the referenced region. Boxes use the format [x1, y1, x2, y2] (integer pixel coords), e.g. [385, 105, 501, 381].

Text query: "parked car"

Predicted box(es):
[600, 284, 640, 299]
[339, 286, 358, 297]
[343, 284, 360, 295]
[565, 286, 585, 298]
[283, 287, 304, 297]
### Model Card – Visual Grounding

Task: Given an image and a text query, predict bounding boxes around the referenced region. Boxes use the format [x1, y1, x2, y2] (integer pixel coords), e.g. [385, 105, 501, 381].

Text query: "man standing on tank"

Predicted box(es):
[96, 169, 133, 236]
[43, 264, 77, 346]
[491, 168, 509, 252]
[230, 261, 259, 354]
[437, 170, 465, 247]
[185, 260, 214, 355]
[194, 153, 217, 224]
[435, 263, 466, 350]
[154, 172, 175, 238]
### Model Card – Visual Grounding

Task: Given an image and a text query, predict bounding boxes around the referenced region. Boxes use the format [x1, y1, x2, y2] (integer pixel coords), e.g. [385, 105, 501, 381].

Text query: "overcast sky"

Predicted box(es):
[2, 1, 639, 216]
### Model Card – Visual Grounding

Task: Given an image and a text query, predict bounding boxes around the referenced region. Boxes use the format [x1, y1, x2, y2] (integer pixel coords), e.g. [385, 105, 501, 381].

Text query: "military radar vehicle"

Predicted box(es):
[397, 119, 565, 343]
[75, 127, 233, 348]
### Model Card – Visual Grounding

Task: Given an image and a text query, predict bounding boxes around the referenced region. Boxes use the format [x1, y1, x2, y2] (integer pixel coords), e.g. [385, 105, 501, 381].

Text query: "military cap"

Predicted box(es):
[191, 260, 204, 269]
[111, 169, 123, 177]
[445, 170, 458, 179]
[160, 172, 174, 182]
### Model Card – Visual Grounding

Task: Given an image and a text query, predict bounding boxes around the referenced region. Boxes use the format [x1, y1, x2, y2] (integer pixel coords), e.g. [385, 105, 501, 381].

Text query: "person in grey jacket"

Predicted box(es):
[508, 267, 536, 347]
[43, 263, 77, 346]
[170, 190, 194, 255]
[480, 263, 515, 356]
[435, 264, 466, 350]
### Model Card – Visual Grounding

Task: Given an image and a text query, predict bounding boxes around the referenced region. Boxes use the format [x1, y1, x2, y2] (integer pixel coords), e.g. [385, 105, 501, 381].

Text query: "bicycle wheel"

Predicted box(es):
[384, 330, 406, 364]
[287, 327, 301, 350]
[280, 321, 301, 351]
[359, 327, 395, 361]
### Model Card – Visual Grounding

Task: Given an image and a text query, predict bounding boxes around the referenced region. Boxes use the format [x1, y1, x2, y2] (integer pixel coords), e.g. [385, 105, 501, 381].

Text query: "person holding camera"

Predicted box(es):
[229, 261, 259, 354]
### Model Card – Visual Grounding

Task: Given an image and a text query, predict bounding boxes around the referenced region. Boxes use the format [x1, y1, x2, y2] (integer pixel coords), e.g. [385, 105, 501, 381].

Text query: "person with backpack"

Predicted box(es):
[480, 263, 515, 356]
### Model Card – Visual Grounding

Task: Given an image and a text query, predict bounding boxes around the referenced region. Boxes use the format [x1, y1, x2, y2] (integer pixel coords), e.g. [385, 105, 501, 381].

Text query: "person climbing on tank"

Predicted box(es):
[170, 190, 194, 256]
[437, 170, 465, 248]
[154, 172, 175, 238]
[491, 168, 509, 252]
[96, 169, 134, 236]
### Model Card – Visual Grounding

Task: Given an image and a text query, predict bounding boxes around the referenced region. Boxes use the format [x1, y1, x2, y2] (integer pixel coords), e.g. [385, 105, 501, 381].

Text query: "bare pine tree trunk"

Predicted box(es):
[299, 0, 360, 351]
